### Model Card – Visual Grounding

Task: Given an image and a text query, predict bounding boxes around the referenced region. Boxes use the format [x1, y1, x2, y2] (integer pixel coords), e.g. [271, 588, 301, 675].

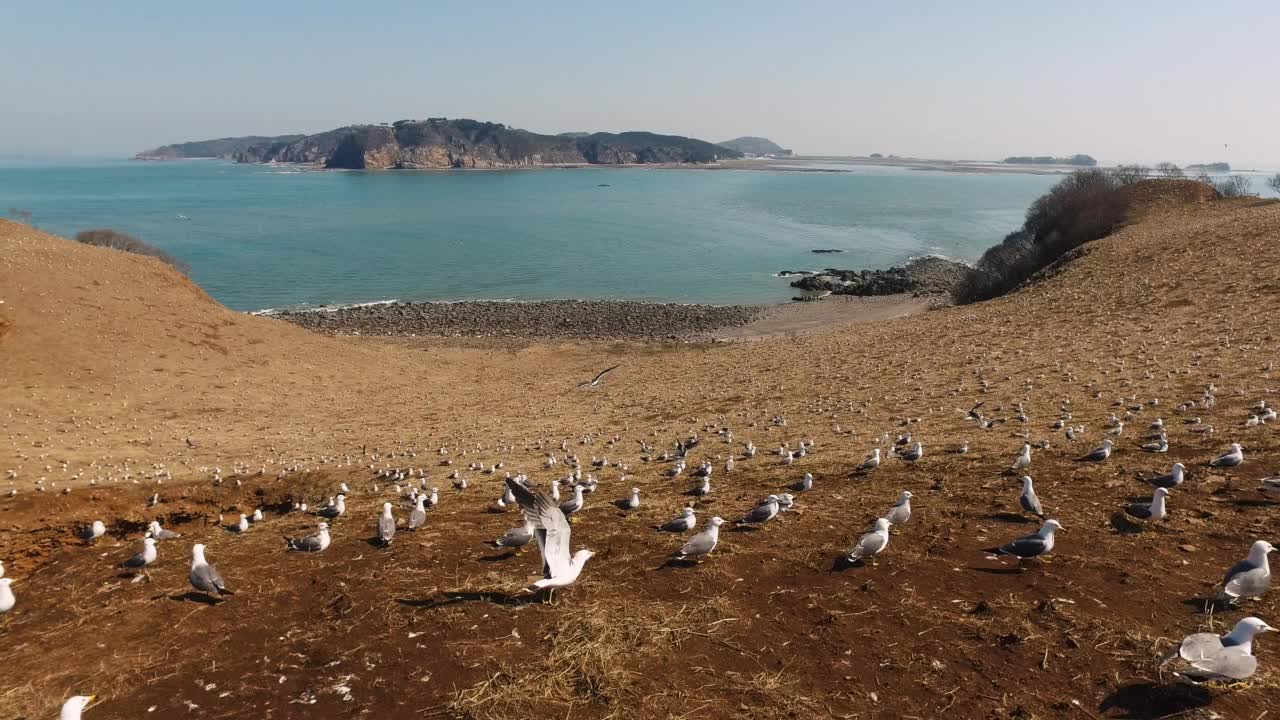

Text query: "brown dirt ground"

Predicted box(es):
[1, 185, 1279, 719]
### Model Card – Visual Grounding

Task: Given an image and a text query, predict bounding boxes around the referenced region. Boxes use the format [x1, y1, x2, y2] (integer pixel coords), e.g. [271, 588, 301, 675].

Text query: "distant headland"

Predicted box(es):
[135, 118, 744, 169]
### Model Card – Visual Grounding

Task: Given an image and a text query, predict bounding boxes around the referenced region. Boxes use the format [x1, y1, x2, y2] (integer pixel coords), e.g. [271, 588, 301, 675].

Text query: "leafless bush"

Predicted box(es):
[1110, 165, 1149, 185]
[1267, 173, 1280, 195]
[73, 229, 191, 275]
[1212, 175, 1253, 198]
[1155, 162, 1184, 178]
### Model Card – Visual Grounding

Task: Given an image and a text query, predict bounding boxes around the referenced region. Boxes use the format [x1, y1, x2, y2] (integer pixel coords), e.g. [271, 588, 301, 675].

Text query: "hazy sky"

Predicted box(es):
[5, 1, 1279, 166]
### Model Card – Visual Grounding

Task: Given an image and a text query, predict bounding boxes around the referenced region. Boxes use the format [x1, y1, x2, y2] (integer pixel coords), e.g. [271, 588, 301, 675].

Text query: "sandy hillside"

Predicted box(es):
[1, 188, 1279, 719]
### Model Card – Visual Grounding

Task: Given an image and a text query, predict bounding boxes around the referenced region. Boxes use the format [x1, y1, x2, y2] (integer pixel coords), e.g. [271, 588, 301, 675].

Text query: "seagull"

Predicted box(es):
[559, 484, 586, 516]
[286, 522, 331, 553]
[120, 537, 157, 570]
[505, 477, 593, 596]
[777, 493, 795, 511]
[673, 517, 723, 561]
[615, 487, 640, 511]
[1222, 540, 1273, 601]
[1019, 476, 1044, 517]
[426, 487, 439, 507]
[408, 495, 427, 530]
[1011, 443, 1032, 471]
[658, 507, 696, 532]
[885, 491, 912, 525]
[0, 560, 4, 579]
[1141, 433, 1169, 453]
[575, 364, 621, 390]
[1148, 463, 1186, 489]
[80, 520, 106, 544]
[857, 448, 881, 472]
[1262, 476, 1280, 495]
[1124, 487, 1170, 524]
[847, 518, 890, 564]
[492, 518, 535, 549]
[0, 578, 14, 614]
[790, 473, 813, 492]
[737, 495, 780, 525]
[229, 514, 250, 533]
[147, 520, 181, 540]
[251, 508, 264, 523]
[1210, 443, 1244, 468]
[59, 696, 96, 720]
[897, 442, 923, 462]
[188, 544, 232, 599]
[318, 494, 346, 518]
[688, 476, 711, 497]
[1177, 616, 1274, 662]
[1078, 439, 1113, 462]
[376, 502, 396, 546]
[986, 519, 1062, 562]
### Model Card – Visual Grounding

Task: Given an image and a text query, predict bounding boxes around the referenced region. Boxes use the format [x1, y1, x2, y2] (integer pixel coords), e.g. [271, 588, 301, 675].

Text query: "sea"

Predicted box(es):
[1, 158, 1071, 311]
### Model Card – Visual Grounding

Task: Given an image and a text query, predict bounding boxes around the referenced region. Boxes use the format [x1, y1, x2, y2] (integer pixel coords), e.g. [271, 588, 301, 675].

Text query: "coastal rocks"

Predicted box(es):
[786, 256, 969, 297]
[810, 249, 844, 254]
[271, 300, 763, 341]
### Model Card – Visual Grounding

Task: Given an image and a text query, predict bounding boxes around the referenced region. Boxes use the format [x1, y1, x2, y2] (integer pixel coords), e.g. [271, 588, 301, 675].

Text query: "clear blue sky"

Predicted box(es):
[4, 1, 1278, 166]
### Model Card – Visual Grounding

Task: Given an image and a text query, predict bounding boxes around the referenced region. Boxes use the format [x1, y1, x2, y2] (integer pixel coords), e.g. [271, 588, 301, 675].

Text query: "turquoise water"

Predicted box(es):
[0, 159, 1061, 311]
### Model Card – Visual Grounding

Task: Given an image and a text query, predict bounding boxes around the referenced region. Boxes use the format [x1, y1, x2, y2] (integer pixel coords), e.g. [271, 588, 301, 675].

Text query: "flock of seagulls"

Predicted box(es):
[3, 384, 1278, 714]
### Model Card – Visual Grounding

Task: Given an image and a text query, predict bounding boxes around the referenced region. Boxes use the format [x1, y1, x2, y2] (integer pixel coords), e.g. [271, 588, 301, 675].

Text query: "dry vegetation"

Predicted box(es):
[1, 187, 1279, 720]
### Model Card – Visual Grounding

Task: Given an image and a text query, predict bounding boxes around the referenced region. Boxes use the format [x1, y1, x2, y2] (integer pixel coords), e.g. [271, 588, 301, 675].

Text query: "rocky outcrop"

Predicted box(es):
[787, 256, 969, 297]
[143, 119, 741, 170]
[135, 135, 305, 161]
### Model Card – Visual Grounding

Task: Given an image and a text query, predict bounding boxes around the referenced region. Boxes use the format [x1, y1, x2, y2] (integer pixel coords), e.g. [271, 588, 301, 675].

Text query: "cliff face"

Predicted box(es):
[213, 119, 740, 169]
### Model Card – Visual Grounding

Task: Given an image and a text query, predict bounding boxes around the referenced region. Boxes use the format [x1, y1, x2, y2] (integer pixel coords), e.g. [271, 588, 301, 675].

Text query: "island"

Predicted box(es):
[1001, 154, 1097, 167]
[717, 136, 793, 157]
[136, 118, 742, 169]
[1186, 162, 1231, 172]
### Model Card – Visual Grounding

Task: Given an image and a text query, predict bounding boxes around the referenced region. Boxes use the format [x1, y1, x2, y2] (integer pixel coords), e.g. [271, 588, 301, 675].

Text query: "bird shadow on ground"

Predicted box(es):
[1097, 682, 1210, 719]
[1227, 498, 1277, 508]
[1110, 513, 1144, 534]
[970, 562, 1028, 575]
[731, 525, 761, 533]
[398, 591, 540, 609]
[981, 513, 1034, 525]
[364, 537, 390, 549]
[477, 551, 516, 563]
[1181, 596, 1233, 614]
[829, 557, 865, 572]
[657, 558, 698, 571]
[167, 591, 221, 605]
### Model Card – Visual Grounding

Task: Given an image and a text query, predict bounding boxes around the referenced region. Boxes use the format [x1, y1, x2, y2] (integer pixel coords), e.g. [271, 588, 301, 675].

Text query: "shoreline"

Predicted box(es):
[267, 294, 935, 343]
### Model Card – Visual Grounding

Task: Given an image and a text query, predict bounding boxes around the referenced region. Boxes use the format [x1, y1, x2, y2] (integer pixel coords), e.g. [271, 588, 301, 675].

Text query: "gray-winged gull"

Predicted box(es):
[885, 491, 912, 525]
[1148, 463, 1185, 489]
[492, 518, 535, 549]
[1171, 617, 1274, 683]
[376, 502, 396, 546]
[857, 449, 881, 472]
[1222, 540, 1273, 601]
[986, 519, 1062, 561]
[615, 487, 640, 511]
[658, 507, 696, 532]
[80, 520, 106, 544]
[673, 517, 723, 561]
[0, 578, 14, 614]
[318, 494, 346, 518]
[1210, 443, 1244, 468]
[738, 495, 780, 525]
[559, 484, 585, 516]
[506, 477, 593, 595]
[188, 543, 233, 598]
[1124, 487, 1169, 523]
[1019, 476, 1044, 517]
[1011, 443, 1031, 471]
[898, 442, 923, 462]
[147, 520, 181, 540]
[848, 518, 890, 563]
[120, 537, 157, 569]
[286, 522, 331, 552]
[1078, 440, 1113, 462]
[408, 495, 427, 530]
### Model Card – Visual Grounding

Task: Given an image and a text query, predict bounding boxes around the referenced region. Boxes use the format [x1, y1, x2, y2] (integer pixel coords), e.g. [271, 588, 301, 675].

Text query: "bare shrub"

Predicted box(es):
[1266, 173, 1280, 195]
[1110, 165, 1149, 185]
[1212, 175, 1253, 198]
[73, 229, 191, 275]
[1155, 162, 1184, 178]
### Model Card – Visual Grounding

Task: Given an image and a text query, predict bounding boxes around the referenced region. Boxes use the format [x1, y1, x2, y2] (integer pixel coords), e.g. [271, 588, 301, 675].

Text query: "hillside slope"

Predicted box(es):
[1, 195, 1279, 719]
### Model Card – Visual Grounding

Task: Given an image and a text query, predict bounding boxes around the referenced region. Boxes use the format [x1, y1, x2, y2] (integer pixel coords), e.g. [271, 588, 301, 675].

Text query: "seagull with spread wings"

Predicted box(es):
[575, 364, 621, 390]
[506, 477, 594, 597]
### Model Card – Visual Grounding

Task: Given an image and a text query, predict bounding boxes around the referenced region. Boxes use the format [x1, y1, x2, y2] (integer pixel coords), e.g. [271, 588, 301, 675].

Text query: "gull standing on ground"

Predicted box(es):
[847, 518, 890, 564]
[286, 522, 332, 553]
[1172, 617, 1275, 683]
[791, 473, 813, 492]
[898, 442, 923, 462]
[738, 495, 780, 525]
[319, 494, 346, 518]
[492, 518, 535, 550]
[658, 507, 696, 532]
[80, 520, 106, 544]
[1261, 475, 1280, 495]
[188, 544, 232, 599]
[885, 491, 912, 525]
[689, 476, 711, 497]
[505, 477, 594, 596]
[120, 537, 157, 570]
[229, 514, 250, 533]
[559, 484, 585, 517]
[1149, 463, 1186, 490]
[673, 517, 723, 561]
[857, 449, 881, 472]
[615, 487, 640, 511]
[1210, 443, 1245, 468]
[0, 578, 14, 614]
[376, 502, 396, 547]
[1124, 487, 1170, 524]
[1019, 476, 1044, 518]
[408, 495, 427, 530]
[1011, 443, 1032, 471]
[1078, 439, 1113, 462]
[147, 520, 181, 540]
[1222, 540, 1273, 601]
[986, 519, 1062, 562]
[59, 696, 96, 720]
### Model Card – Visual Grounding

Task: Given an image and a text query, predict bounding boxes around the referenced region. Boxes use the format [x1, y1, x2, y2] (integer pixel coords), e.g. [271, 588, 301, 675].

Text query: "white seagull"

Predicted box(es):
[673, 517, 723, 561]
[847, 518, 890, 564]
[506, 478, 593, 596]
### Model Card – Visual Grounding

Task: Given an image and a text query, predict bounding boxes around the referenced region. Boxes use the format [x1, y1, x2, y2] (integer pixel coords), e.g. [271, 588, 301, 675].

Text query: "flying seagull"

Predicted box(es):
[506, 477, 594, 596]
[673, 517, 723, 561]
[575, 364, 621, 390]
[188, 543, 233, 600]
[1222, 540, 1273, 601]
[986, 519, 1062, 562]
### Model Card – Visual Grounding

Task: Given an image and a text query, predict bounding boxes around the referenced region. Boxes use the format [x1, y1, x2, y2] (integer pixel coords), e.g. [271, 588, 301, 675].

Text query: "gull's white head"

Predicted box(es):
[1021, 475, 1034, 488]
[318, 522, 329, 531]
[143, 537, 156, 547]
[60, 695, 95, 720]
[631, 487, 640, 495]
[899, 490, 913, 500]
[573, 549, 595, 564]
[1250, 540, 1275, 558]
[766, 494, 779, 503]
[1103, 439, 1113, 448]
[382, 502, 392, 513]
[708, 516, 724, 527]
[1231, 616, 1276, 638]
[1043, 519, 1063, 532]
[873, 518, 891, 532]
[191, 543, 206, 561]
[1172, 462, 1185, 472]
[682, 507, 695, 517]
[1153, 487, 1170, 498]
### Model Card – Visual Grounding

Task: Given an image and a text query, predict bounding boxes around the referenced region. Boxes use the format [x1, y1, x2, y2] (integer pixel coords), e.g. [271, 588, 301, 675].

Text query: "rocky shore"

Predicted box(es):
[783, 256, 969, 297]
[270, 299, 764, 341]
